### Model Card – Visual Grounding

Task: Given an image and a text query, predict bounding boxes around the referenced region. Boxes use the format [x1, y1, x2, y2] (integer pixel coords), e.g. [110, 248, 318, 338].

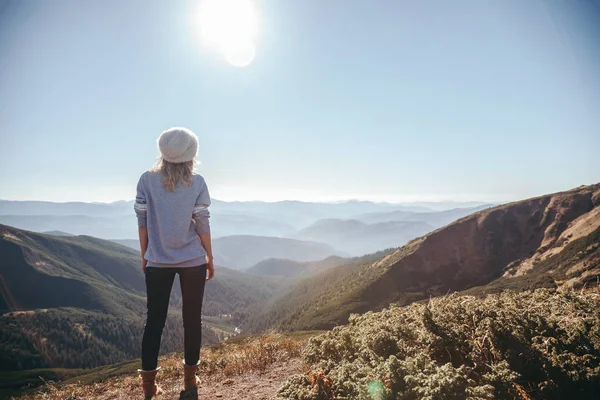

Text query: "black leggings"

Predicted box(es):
[141, 264, 207, 371]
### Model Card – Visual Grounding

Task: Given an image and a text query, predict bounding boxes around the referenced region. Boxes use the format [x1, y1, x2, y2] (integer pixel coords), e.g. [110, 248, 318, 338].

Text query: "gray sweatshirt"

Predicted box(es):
[134, 171, 211, 268]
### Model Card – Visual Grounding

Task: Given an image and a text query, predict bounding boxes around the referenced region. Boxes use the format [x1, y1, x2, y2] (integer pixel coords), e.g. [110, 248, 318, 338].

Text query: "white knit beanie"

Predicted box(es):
[157, 127, 199, 163]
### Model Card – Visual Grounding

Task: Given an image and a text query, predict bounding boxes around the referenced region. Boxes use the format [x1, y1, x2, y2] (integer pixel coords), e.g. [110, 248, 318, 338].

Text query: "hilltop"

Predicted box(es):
[9, 331, 318, 400]
[11, 290, 600, 400]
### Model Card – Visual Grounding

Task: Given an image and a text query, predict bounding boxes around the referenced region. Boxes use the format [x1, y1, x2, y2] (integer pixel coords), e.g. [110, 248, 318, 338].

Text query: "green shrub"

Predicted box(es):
[275, 289, 600, 400]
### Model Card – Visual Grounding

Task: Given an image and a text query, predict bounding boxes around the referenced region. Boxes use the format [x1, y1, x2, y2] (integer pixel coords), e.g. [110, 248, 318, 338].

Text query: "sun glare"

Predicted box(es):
[198, 0, 258, 67]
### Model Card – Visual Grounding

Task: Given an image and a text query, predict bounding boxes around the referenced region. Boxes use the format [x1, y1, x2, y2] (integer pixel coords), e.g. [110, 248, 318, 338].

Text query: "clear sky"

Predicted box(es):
[0, 0, 599, 203]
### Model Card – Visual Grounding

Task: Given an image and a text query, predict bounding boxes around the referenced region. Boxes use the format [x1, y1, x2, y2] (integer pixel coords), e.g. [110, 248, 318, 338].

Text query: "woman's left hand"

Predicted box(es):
[141, 258, 148, 273]
[206, 257, 215, 281]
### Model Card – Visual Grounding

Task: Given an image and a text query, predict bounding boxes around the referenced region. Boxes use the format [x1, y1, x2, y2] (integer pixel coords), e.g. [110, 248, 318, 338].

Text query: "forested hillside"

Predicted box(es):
[0, 308, 214, 370]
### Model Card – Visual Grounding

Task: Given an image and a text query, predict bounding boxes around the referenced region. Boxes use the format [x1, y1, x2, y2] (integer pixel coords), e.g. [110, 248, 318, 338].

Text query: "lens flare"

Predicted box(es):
[198, 0, 258, 67]
[367, 380, 387, 400]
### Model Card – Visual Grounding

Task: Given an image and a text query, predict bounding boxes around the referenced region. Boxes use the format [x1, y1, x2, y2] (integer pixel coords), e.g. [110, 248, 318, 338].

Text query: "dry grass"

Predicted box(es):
[15, 332, 311, 400]
[199, 332, 305, 377]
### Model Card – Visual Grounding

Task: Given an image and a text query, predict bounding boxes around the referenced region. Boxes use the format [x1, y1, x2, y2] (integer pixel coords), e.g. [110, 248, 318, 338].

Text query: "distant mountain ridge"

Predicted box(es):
[354, 204, 492, 227]
[0, 214, 138, 241]
[245, 250, 394, 279]
[42, 230, 75, 237]
[212, 235, 346, 270]
[0, 200, 133, 217]
[293, 218, 434, 255]
[109, 235, 345, 270]
[0, 198, 491, 241]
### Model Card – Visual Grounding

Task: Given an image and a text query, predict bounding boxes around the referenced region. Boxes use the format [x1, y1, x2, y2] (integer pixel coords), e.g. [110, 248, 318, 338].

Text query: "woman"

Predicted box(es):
[134, 127, 214, 399]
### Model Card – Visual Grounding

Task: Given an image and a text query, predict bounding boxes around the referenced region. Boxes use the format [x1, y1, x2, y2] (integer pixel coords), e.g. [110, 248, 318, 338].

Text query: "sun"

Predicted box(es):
[198, 0, 258, 67]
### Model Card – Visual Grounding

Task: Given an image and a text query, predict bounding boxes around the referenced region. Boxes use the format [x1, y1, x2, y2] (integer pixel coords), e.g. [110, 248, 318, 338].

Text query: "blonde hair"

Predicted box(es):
[150, 157, 195, 192]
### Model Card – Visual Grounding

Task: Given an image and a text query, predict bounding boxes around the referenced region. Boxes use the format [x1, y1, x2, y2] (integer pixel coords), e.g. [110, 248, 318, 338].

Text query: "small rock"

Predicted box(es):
[222, 378, 234, 385]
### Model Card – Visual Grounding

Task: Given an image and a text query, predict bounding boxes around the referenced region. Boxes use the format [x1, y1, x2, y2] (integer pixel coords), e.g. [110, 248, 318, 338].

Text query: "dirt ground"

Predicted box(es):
[194, 358, 303, 400]
[20, 358, 304, 400]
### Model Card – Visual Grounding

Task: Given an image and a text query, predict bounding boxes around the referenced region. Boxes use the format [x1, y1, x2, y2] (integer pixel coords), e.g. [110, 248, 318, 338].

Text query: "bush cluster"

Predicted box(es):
[275, 289, 600, 400]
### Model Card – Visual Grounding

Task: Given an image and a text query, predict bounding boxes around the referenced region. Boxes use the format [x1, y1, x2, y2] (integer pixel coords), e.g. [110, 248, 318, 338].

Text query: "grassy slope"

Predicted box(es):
[464, 225, 600, 296]
[0, 223, 286, 319]
[245, 255, 365, 279]
[245, 258, 309, 278]
[0, 224, 145, 317]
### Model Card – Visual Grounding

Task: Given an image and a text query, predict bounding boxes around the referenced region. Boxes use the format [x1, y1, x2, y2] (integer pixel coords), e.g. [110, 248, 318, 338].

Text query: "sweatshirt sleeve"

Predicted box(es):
[193, 178, 211, 234]
[134, 175, 147, 227]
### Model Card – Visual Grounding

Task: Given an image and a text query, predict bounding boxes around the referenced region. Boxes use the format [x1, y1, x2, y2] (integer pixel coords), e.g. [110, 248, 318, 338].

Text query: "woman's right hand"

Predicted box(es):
[206, 256, 215, 281]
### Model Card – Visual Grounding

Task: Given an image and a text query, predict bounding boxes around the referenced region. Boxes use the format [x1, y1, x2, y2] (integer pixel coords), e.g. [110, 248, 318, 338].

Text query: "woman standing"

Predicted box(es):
[135, 127, 214, 399]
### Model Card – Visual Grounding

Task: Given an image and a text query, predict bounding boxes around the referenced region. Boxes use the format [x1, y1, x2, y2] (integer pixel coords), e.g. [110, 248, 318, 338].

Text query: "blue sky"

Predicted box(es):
[0, 0, 599, 203]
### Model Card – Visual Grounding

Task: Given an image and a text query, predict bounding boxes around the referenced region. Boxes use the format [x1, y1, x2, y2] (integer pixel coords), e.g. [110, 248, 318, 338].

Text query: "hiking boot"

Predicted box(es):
[138, 368, 163, 399]
[183, 361, 201, 390]
[179, 386, 198, 400]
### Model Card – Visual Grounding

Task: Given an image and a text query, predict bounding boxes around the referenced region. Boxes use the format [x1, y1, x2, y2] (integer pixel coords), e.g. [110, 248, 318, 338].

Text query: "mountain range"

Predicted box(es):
[246, 183, 600, 332]
[1, 199, 490, 268]
[293, 219, 434, 255]
[0, 198, 490, 239]
[110, 235, 347, 270]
